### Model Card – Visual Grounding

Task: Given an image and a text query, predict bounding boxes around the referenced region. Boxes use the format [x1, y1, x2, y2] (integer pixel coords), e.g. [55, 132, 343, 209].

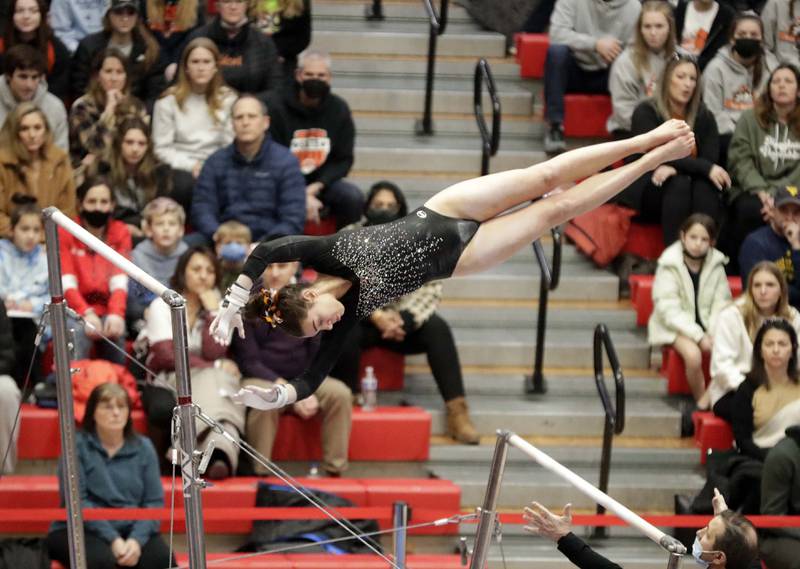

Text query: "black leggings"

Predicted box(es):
[638, 174, 722, 245]
[724, 193, 764, 275]
[360, 313, 466, 402]
[47, 529, 174, 569]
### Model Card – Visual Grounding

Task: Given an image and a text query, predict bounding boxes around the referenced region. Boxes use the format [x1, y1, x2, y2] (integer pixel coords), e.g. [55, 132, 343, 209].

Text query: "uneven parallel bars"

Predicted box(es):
[507, 434, 686, 554]
[44, 208, 170, 299]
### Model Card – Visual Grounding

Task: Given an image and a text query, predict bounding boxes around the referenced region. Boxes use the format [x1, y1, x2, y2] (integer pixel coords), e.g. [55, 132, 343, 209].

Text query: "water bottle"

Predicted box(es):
[361, 366, 378, 412]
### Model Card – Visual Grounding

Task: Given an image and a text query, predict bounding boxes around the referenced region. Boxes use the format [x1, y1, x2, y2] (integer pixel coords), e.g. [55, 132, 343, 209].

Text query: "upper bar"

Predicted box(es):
[507, 434, 686, 554]
[43, 207, 170, 300]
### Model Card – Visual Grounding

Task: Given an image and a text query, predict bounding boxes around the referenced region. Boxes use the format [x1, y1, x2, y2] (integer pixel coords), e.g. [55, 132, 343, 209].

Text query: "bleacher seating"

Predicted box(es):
[18, 405, 432, 462]
[623, 223, 665, 262]
[0, 475, 461, 535]
[691, 411, 734, 464]
[629, 275, 743, 327]
[661, 346, 711, 396]
[358, 347, 405, 391]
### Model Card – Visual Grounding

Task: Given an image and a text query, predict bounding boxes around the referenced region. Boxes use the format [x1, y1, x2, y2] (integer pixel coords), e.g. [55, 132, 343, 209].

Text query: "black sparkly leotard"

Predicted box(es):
[241, 206, 479, 399]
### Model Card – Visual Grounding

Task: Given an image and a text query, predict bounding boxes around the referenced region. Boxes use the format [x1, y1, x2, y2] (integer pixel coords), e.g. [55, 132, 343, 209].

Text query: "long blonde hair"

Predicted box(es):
[163, 37, 229, 124]
[631, 1, 676, 77]
[145, 0, 199, 33]
[651, 53, 702, 127]
[0, 102, 54, 163]
[739, 261, 793, 340]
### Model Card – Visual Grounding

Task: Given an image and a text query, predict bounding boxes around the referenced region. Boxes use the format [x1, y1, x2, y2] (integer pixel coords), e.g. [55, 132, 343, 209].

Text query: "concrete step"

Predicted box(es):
[354, 144, 539, 174]
[316, 19, 489, 35]
[353, 113, 540, 139]
[333, 55, 523, 81]
[442, 264, 619, 302]
[382, 393, 677, 438]
[437, 303, 636, 330]
[311, 30, 507, 58]
[315, 1, 474, 24]
[404, 371, 665, 398]
[433, 462, 702, 510]
[338, 82, 533, 116]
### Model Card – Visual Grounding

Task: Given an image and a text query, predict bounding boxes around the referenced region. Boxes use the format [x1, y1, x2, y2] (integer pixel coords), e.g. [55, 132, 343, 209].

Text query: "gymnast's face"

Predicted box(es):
[299, 289, 344, 337]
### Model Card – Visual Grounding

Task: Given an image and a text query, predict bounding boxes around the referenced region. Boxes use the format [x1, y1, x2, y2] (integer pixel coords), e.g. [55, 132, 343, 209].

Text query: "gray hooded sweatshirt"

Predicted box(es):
[607, 47, 667, 133]
[0, 77, 68, 151]
[703, 45, 779, 136]
[549, 0, 642, 71]
[762, 0, 800, 68]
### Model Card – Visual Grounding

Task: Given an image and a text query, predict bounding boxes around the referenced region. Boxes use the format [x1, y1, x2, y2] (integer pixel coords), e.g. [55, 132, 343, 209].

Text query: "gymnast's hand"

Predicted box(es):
[523, 501, 572, 542]
[231, 384, 292, 410]
[210, 282, 249, 345]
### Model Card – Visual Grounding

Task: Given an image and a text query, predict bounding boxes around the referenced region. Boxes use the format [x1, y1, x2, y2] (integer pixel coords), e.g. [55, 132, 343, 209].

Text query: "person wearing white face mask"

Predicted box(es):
[522, 489, 758, 569]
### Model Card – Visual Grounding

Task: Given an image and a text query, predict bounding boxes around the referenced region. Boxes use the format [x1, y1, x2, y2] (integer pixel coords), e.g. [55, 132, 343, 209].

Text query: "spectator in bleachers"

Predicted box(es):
[69, 49, 149, 171]
[0, 102, 75, 236]
[152, 37, 236, 214]
[0, 298, 20, 474]
[618, 54, 729, 246]
[739, 186, 800, 308]
[725, 64, 800, 271]
[341, 181, 480, 445]
[128, 197, 187, 332]
[607, 0, 677, 140]
[732, 318, 800, 464]
[0, 0, 71, 101]
[759, 424, 800, 569]
[142, 245, 245, 479]
[522, 493, 759, 569]
[648, 214, 731, 411]
[184, 0, 282, 99]
[0, 45, 68, 150]
[703, 12, 778, 167]
[710, 261, 800, 422]
[71, 0, 166, 108]
[542, 0, 641, 154]
[212, 219, 251, 291]
[142, 0, 205, 70]
[762, 0, 800, 69]
[61, 175, 131, 364]
[46, 383, 174, 569]
[266, 49, 364, 229]
[192, 94, 306, 244]
[96, 117, 173, 238]
[0, 198, 47, 387]
[233, 258, 352, 476]
[675, 0, 736, 71]
[249, 0, 310, 81]
[49, 0, 108, 53]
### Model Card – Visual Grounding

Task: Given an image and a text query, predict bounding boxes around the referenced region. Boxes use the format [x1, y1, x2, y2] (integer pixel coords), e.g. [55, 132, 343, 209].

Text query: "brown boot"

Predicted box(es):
[445, 397, 480, 445]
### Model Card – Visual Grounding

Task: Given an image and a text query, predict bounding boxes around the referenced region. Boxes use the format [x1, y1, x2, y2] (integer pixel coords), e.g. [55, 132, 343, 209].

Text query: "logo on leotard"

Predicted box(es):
[417, 210, 427, 218]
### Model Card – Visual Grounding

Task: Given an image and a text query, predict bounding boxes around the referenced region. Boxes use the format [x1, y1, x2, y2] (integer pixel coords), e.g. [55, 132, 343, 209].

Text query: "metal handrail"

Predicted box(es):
[592, 323, 626, 539]
[473, 58, 501, 176]
[365, 0, 384, 20]
[526, 226, 562, 393]
[415, 0, 449, 135]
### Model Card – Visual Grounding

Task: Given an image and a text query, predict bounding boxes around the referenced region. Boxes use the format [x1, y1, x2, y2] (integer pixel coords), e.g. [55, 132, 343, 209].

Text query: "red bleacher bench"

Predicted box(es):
[358, 346, 405, 391]
[2, 476, 460, 535]
[562, 94, 611, 138]
[623, 222, 664, 262]
[53, 553, 463, 569]
[629, 275, 743, 327]
[515, 33, 548, 78]
[19, 406, 431, 462]
[661, 346, 711, 396]
[691, 411, 733, 464]
[304, 217, 338, 236]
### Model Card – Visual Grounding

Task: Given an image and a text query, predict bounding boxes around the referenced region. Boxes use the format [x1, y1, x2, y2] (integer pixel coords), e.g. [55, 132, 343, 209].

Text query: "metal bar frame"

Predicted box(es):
[473, 58, 501, 176]
[42, 207, 207, 569]
[592, 323, 626, 539]
[416, 0, 449, 135]
[392, 502, 409, 568]
[468, 431, 686, 569]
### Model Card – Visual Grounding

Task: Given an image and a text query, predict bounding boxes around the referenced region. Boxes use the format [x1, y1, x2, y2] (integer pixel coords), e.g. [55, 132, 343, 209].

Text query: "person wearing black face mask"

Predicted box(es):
[60, 175, 132, 364]
[703, 13, 778, 167]
[264, 49, 364, 231]
[333, 181, 481, 445]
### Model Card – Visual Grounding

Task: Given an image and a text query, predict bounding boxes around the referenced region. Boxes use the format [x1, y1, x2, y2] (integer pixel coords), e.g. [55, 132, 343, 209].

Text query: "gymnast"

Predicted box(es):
[211, 120, 695, 411]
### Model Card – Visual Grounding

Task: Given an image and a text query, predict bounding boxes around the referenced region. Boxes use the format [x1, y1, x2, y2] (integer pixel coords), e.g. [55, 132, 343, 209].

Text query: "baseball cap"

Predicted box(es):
[775, 186, 800, 209]
[109, 0, 139, 12]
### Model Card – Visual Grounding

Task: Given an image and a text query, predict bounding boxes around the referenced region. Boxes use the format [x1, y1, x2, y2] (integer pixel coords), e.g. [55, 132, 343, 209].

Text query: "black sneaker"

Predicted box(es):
[544, 123, 566, 154]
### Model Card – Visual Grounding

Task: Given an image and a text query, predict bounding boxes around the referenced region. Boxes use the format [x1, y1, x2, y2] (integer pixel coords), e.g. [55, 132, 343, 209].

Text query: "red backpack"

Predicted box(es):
[565, 204, 636, 268]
